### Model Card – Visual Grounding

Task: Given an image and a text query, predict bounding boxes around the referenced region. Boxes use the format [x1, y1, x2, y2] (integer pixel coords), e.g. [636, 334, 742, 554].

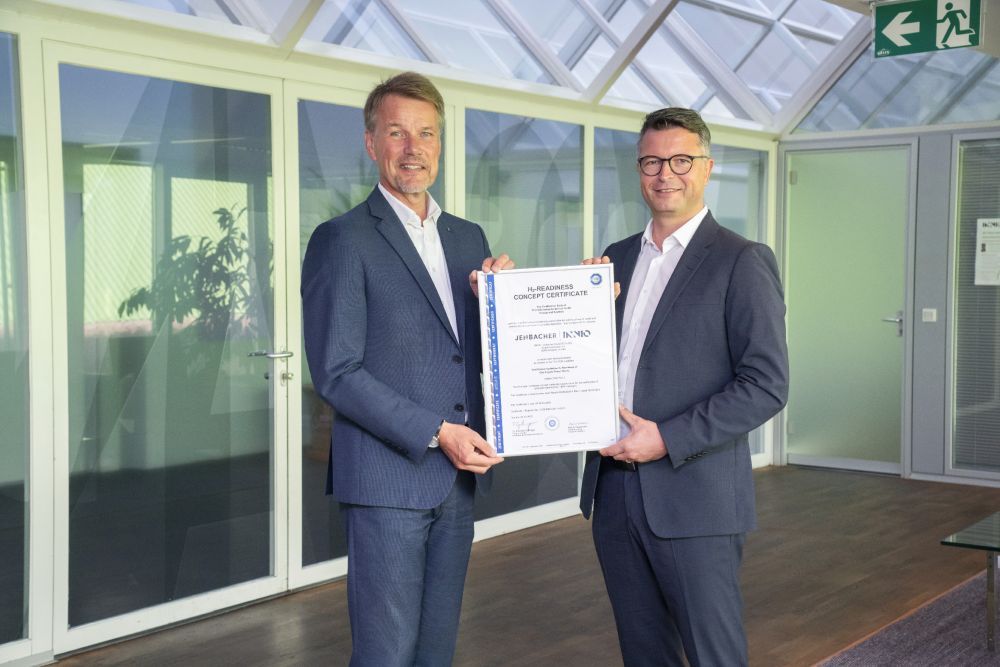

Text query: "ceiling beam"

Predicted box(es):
[663, 13, 773, 126]
[272, 0, 324, 54]
[774, 17, 871, 135]
[485, 0, 582, 90]
[379, 0, 448, 65]
[583, 0, 680, 103]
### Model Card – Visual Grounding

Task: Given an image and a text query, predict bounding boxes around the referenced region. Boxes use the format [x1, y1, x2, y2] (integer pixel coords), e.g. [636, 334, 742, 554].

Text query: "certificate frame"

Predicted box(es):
[478, 264, 619, 456]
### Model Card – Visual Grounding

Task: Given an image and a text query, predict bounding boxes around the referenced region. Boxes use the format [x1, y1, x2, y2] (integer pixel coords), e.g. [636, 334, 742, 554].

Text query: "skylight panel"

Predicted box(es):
[674, 2, 766, 70]
[392, 0, 554, 84]
[796, 48, 1000, 132]
[590, 0, 648, 42]
[302, 0, 428, 61]
[659, 0, 864, 119]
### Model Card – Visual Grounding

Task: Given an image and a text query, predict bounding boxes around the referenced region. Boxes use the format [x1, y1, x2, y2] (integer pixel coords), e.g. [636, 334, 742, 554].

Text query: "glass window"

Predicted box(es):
[60, 64, 274, 625]
[797, 48, 1000, 132]
[296, 99, 443, 566]
[952, 138, 1000, 471]
[0, 32, 27, 647]
[594, 127, 646, 253]
[466, 109, 582, 517]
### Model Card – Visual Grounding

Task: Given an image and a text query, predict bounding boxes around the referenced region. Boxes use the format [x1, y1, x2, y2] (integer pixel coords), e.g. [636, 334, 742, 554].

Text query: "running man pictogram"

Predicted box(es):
[938, 2, 976, 47]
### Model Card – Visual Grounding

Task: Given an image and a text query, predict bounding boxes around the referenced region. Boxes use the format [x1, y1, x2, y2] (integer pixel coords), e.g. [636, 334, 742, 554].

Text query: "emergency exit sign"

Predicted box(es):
[874, 0, 981, 58]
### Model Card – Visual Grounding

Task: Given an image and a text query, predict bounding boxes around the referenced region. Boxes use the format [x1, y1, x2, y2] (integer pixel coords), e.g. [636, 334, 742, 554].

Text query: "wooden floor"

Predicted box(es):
[57, 466, 1000, 666]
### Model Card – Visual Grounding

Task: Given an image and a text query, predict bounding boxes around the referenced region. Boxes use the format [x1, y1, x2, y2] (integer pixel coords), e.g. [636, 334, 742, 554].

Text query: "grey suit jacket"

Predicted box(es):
[301, 189, 492, 509]
[580, 213, 789, 538]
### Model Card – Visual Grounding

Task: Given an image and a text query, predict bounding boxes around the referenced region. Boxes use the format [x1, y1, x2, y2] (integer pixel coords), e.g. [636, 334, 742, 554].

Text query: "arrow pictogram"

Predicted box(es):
[883, 10, 921, 47]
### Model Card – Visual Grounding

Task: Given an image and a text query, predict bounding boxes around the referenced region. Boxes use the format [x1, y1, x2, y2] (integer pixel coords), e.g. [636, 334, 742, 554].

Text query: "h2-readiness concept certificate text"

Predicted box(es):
[478, 264, 619, 456]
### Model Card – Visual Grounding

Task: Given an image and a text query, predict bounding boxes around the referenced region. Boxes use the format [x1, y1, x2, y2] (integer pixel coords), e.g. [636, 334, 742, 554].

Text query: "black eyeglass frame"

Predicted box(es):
[637, 154, 710, 176]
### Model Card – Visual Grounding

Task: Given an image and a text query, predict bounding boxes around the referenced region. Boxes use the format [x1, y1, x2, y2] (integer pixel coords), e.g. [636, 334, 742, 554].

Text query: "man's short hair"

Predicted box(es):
[639, 108, 711, 154]
[364, 71, 445, 133]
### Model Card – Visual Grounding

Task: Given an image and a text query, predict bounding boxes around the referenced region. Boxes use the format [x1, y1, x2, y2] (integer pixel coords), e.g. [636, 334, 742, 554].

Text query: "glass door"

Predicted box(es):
[784, 145, 911, 472]
[0, 31, 28, 655]
[50, 51, 289, 650]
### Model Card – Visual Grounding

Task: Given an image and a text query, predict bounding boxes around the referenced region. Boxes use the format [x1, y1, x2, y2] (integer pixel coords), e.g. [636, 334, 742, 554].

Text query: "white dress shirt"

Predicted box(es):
[617, 207, 709, 438]
[378, 183, 459, 341]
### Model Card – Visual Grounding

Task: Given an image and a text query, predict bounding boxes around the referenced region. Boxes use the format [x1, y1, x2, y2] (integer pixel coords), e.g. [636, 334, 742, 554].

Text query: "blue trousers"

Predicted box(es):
[343, 471, 475, 667]
[592, 464, 748, 667]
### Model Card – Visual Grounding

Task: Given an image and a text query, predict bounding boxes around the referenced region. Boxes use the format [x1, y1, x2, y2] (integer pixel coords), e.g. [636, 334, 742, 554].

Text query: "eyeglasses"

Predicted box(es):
[637, 154, 709, 176]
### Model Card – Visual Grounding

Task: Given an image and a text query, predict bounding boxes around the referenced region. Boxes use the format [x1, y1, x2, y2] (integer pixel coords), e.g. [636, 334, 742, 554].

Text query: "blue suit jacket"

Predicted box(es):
[301, 189, 492, 510]
[580, 213, 789, 538]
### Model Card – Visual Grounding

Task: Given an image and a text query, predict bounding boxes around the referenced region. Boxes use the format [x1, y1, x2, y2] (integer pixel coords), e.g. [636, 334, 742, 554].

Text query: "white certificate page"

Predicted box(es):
[479, 264, 619, 456]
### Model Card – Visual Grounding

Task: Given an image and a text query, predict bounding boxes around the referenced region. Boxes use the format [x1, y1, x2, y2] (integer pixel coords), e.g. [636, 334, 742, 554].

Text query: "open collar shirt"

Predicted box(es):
[378, 183, 459, 341]
[617, 206, 709, 438]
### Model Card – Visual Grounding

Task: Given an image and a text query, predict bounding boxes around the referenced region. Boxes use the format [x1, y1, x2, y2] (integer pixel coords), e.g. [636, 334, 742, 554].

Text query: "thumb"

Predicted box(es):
[618, 404, 640, 426]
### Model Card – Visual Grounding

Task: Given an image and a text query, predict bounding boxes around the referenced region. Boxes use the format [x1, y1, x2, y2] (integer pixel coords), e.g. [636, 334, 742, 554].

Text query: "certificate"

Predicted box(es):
[478, 264, 619, 456]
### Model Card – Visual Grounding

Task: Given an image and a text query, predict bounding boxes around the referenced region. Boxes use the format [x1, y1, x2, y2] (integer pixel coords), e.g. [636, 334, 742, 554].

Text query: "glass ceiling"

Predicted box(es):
[46, 0, 1000, 134]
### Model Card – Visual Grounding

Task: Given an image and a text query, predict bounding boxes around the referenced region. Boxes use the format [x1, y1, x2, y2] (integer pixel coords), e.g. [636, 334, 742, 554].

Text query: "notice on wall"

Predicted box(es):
[975, 219, 1000, 285]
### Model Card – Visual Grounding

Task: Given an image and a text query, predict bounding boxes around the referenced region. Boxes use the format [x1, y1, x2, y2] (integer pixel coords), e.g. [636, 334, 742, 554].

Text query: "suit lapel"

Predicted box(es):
[438, 214, 467, 349]
[369, 191, 459, 347]
[641, 215, 719, 355]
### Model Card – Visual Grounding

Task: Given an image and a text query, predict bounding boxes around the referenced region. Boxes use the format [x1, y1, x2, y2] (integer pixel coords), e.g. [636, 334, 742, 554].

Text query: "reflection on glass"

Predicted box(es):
[297, 100, 372, 567]
[593, 127, 768, 454]
[466, 109, 581, 517]
[594, 127, 647, 254]
[297, 99, 443, 565]
[60, 64, 274, 625]
[466, 109, 582, 267]
[0, 32, 27, 646]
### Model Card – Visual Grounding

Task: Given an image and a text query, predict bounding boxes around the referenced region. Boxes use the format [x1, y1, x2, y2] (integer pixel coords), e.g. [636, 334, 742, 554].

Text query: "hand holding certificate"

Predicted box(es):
[478, 264, 619, 456]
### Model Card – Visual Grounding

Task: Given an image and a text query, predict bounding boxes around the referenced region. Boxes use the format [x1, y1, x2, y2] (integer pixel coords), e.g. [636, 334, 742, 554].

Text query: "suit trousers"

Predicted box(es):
[592, 463, 748, 667]
[343, 471, 475, 667]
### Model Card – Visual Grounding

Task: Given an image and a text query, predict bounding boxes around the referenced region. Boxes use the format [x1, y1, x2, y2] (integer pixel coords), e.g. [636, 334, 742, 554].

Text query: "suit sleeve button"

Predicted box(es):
[454, 403, 465, 412]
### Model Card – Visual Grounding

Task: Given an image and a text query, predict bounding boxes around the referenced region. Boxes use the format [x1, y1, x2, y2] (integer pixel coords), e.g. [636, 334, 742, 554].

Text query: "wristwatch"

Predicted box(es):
[430, 419, 445, 448]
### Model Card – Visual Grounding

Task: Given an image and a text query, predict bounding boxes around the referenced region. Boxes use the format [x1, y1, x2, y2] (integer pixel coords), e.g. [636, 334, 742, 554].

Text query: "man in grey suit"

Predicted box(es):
[581, 108, 789, 666]
[302, 72, 510, 666]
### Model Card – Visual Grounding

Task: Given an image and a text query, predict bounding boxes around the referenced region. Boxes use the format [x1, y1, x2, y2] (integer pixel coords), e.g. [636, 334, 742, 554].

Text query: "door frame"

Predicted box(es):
[776, 135, 918, 476]
[944, 128, 1000, 483]
[41, 41, 291, 654]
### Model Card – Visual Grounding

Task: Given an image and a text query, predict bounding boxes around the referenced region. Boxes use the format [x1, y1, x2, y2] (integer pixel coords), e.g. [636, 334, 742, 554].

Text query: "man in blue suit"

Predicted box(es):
[302, 72, 510, 666]
[581, 108, 789, 666]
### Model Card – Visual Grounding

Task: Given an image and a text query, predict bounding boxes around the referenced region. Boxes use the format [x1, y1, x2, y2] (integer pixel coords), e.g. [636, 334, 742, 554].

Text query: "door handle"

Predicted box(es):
[248, 350, 295, 359]
[881, 311, 904, 337]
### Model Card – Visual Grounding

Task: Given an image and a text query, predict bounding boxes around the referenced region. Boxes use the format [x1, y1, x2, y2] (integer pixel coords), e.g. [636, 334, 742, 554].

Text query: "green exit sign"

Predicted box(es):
[874, 0, 981, 58]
